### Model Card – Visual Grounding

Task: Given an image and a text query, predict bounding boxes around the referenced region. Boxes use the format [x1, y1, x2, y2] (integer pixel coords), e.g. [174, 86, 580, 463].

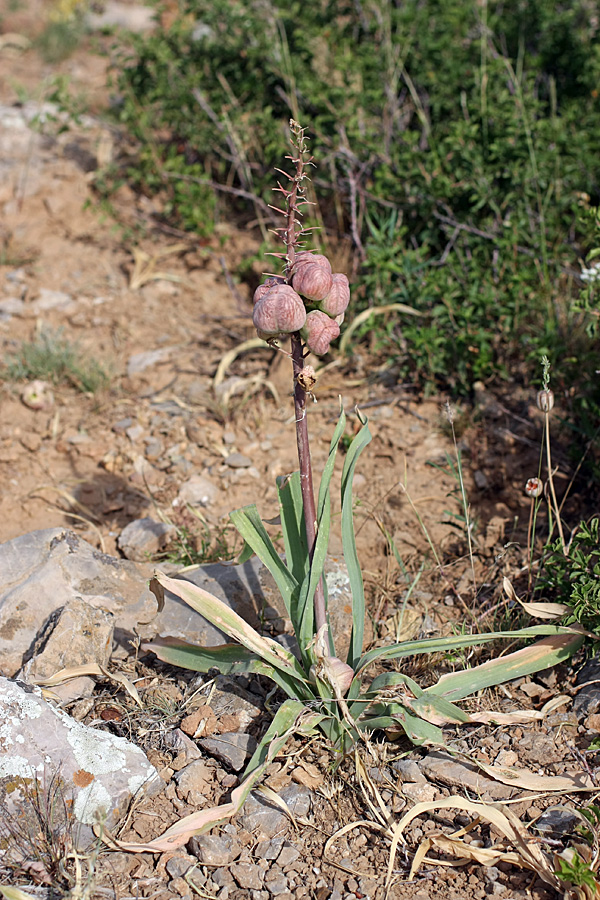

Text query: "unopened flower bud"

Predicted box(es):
[253, 284, 307, 338]
[525, 477, 543, 498]
[318, 273, 350, 318]
[292, 253, 333, 302]
[253, 275, 285, 305]
[301, 310, 340, 355]
[536, 389, 554, 412]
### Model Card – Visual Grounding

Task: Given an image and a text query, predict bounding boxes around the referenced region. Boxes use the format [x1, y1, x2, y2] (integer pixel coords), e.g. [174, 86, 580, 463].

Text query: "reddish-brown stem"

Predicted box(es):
[282, 123, 328, 640]
[290, 334, 327, 635]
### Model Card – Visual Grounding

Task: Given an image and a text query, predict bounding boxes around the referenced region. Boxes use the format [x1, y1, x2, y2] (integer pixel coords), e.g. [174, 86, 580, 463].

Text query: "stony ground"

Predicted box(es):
[0, 4, 599, 900]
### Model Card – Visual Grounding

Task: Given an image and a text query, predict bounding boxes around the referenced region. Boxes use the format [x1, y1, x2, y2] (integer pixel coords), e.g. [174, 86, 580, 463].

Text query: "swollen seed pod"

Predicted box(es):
[253, 275, 285, 306]
[292, 253, 333, 302]
[319, 273, 350, 318]
[537, 389, 555, 412]
[253, 284, 307, 337]
[301, 309, 340, 355]
[525, 477, 543, 498]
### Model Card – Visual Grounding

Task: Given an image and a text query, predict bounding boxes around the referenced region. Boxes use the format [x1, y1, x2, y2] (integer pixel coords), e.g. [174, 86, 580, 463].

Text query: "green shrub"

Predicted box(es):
[109, 0, 600, 401]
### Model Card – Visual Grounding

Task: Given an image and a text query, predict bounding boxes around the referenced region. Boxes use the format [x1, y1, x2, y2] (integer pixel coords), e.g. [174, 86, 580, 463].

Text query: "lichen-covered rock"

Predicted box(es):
[0, 677, 163, 848]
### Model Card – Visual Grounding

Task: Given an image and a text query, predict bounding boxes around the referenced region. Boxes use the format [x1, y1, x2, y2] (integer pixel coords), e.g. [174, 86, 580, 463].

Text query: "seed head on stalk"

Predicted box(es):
[251, 121, 352, 647]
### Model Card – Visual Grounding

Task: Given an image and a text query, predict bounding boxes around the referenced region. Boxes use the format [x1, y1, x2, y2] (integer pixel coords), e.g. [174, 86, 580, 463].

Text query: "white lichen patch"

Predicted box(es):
[64, 718, 127, 775]
[74, 779, 112, 825]
[0, 755, 44, 779]
[0, 682, 43, 752]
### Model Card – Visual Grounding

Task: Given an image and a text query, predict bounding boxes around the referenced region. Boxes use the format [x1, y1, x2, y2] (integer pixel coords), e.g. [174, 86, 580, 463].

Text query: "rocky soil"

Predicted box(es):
[0, 4, 598, 900]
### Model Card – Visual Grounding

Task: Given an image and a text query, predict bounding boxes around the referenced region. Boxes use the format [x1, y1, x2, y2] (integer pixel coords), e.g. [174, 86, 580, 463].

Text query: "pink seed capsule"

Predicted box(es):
[253, 284, 307, 337]
[292, 253, 333, 302]
[253, 275, 285, 305]
[319, 273, 350, 318]
[525, 477, 543, 498]
[301, 310, 340, 355]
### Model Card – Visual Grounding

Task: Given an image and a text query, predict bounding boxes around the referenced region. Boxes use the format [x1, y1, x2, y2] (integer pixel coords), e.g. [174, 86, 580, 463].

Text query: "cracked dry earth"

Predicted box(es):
[1, 7, 599, 900]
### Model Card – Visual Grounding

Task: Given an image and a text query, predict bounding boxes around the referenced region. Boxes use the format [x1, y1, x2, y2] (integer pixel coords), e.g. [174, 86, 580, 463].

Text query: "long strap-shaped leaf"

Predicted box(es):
[341, 411, 371, 668]
[425, 630, 585, 702]
[356, 623, 585, 674]
[277, 472, 309, 593]
[295, 408, 348, 657]
[142, 636, 314, 701]
[229, 504, 298, 617]
[153, 572, 307, 686]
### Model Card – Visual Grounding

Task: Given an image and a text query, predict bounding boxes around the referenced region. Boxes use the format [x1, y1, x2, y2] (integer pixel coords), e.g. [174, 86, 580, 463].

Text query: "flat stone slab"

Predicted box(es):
[0, 677, 162, 848]
[0, 529, 156, 676]
[419, 751, 515, 800]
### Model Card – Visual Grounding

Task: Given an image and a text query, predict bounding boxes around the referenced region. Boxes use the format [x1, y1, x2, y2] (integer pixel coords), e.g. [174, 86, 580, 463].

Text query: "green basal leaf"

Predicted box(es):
[242, 698, 323, 777]
[144, 637, 259, 672]
[297, 493, 332, 662]
[409, 692, 472, 725]
[143, 636, 313, 700]
[277, 471, 309, 591]
[360, 702, 445, 745]
[366, 670, 425, 697]
[425, 631, 585, 702]
[356, 624, 584, 674]
[153, 571, 307, 686]
[229, 504, 298, 616]
[341, 410, 371, 668]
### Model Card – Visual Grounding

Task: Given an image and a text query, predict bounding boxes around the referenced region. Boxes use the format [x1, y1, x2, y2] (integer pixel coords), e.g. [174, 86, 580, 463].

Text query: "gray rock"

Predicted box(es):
[210, 675, 263, 726]
[150, 557, 287, 647]
[225, 453, 252, 469]
[419, 752, 515, 800]
[0, 529, 156, 676]
[231, 862, 264, 890]
[0, 297, 25, 319]
[392, 759, 426, 783]
[0, 677, 162, 848]
[277, 843, 300, 868]
[163, 728, 203, 762]
[188, 834, 241, 866]
[199, 732, 257, 772]
[31, 288, 73, 312]
[255, 837, 285, 860]
[18, 598, 114, 703]
[573, 656, 600, 718]
[264, 866, 288, 894]
[174, 759, 213, 804]
[127, 346, 176, 377]
[174, 475, 219, 508]
[239, 785, 311, 840]
[118, 517, 175, 562]
[534, 806, 579, 836]
[112, 417, 133, 433]
[166, 854, 199, 879]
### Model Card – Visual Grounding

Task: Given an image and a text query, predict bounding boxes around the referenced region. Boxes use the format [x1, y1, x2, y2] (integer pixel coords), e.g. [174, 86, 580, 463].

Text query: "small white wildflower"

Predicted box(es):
[580, 265, 600, 284]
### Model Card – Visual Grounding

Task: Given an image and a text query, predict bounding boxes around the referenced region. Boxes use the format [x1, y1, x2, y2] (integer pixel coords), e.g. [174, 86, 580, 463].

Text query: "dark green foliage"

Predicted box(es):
[110, 0, 600, 399]
[542, 518, 600, 633]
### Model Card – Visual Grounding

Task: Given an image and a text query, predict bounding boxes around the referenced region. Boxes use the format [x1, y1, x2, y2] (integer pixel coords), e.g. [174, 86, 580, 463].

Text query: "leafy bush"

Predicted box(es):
[542, 518, 600, 633]
[109, 0, 600, 399]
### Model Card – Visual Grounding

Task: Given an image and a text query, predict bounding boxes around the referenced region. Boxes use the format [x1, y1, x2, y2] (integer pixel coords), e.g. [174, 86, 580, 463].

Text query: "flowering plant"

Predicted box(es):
[120, 124, 586, 853]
